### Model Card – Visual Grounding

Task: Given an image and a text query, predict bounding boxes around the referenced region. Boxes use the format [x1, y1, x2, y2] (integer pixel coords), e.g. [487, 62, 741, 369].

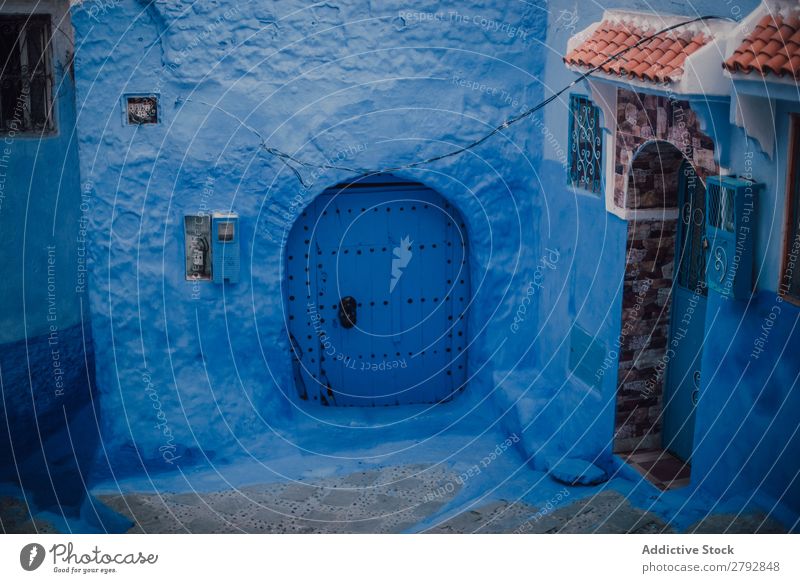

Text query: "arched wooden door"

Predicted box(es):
[285, 176, 469, 406]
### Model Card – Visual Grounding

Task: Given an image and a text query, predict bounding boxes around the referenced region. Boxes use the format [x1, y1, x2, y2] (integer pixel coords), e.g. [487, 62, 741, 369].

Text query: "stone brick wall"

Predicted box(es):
[614, 89, 717, 210]
[612, 88, 718, 453]
[614, 218, 676, 453]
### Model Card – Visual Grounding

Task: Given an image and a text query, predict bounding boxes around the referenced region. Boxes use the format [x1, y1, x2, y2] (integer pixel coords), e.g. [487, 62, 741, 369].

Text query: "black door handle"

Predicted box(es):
[338, 296, 357, 329]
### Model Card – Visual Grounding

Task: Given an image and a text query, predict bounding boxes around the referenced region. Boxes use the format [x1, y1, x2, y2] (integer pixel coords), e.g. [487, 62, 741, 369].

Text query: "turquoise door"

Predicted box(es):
[663, 161, 707, 462]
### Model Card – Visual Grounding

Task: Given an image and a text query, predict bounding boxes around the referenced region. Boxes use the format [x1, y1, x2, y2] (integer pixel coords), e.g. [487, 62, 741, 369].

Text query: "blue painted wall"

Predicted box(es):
[693, 291, 800, 524]
[538, 0, 797, 526]
[67, 0, 797, 527]
[690, 99, 800, 525]
[0, 1, 97, 512]
[70, 0, 549, 476]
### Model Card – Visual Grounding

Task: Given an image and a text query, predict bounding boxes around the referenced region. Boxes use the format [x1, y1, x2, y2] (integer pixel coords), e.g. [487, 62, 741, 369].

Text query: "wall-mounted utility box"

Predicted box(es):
[704, 175, 761, 299]
[184, 215, 212, 280]
[212, 213, 240, 284]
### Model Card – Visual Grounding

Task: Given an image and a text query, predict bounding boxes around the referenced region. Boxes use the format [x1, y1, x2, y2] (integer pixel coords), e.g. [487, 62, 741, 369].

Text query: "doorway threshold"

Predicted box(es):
[619, 449, 691, 491]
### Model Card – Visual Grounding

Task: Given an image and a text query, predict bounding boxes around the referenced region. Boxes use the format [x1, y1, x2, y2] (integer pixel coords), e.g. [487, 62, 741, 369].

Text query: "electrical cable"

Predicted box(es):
[182, 15, 729, 187]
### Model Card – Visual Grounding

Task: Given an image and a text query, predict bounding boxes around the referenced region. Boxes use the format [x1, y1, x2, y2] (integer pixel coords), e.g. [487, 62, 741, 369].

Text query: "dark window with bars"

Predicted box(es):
[568, 95, 603, 195]
[0, 16, 54, 134]
[707, 181, 734, 233]
[781, 116, 800, 301]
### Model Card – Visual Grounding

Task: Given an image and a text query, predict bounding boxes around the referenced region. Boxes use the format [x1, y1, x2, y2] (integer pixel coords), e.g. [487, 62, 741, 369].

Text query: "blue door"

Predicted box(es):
[285, 176, 469, 406]
[663, 161, 707, 462]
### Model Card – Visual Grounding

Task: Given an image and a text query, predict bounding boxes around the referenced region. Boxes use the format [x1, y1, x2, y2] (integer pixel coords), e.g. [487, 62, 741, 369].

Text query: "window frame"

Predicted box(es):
[0, 14, 55, 135]
[780, 114, 800, 305]
[567, 93, 604, 196]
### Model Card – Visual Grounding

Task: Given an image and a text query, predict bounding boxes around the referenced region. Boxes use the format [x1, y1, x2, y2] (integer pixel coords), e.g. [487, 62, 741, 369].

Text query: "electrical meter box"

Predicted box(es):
[212, 213, 240, 284]
[704, 175, 761, 299]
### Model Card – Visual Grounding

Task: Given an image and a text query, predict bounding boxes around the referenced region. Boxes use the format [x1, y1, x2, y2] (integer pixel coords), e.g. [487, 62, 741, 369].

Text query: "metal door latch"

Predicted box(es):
[338, 296, 357, 328]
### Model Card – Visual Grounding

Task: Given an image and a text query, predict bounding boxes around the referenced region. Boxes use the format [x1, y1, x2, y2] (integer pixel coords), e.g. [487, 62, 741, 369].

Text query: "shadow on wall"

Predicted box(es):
[0, 1, 102, 527]
[0, 329, 100, 514]
[693, 291, 800, 523]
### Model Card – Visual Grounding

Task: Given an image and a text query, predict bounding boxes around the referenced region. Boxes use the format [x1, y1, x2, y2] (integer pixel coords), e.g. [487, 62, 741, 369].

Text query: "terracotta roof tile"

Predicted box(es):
[724, 10, 800, 80]
[737, 50, 758, 70]
[786, 55, 800, 76]
[564, 17, 711, 83]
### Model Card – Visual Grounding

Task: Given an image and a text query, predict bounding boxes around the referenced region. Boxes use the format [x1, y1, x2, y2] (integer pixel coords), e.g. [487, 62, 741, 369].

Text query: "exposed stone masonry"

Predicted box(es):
[614, 89, 717, 210]
[612, 89, 718, 453]
[614, 218, 676, 453]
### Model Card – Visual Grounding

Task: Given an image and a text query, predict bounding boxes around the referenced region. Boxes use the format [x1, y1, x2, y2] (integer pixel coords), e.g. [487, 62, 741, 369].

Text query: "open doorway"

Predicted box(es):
[613, 141, 707, 490]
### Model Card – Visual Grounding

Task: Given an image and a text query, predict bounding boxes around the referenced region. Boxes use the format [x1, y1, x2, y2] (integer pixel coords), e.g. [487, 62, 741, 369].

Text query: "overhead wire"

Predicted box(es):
[182, 15, 729, 188]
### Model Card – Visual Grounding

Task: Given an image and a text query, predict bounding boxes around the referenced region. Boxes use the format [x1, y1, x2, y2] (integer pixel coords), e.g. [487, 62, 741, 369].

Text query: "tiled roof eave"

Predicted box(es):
[722, 9, 800, 82]
[725, 68, 800, 91]
[564, 63, 682, 92]
[725, 69, 800, 83]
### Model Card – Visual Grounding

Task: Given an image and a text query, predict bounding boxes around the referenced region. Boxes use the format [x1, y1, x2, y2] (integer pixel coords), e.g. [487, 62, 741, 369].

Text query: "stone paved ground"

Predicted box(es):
[0, 495, 58, 534]
[428, 491, 673, 533]
[428, 491, 787, 534]
[99, 464, 461, 534]
[686, 513, 787, 534]
[2, 465, 788, 534]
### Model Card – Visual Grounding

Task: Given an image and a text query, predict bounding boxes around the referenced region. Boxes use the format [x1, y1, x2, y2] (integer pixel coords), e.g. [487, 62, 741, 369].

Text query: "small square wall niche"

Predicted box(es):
[124, 94, 159, 125]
